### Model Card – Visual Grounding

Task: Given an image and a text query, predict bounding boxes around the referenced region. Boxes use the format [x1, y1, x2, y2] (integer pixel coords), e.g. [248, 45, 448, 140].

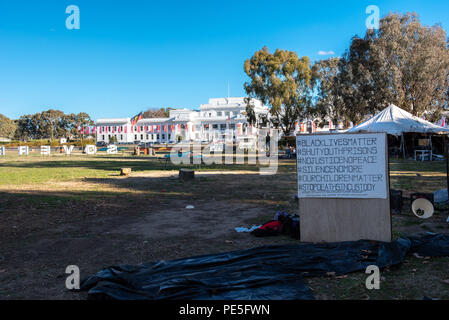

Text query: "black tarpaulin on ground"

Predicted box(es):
[78, 234, 449, 300]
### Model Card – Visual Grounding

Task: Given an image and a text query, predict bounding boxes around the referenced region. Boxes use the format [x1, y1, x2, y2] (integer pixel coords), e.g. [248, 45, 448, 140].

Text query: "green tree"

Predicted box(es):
[244, 46, 313, 135]
[13, 110, 93, 140]
[40, 109, 66, 139]
[0, 114, 17, 139]
[143, 107, 172, 118]
[69, 112, 94, 138]
[14, 114, 35, 140]
[327, 13, 449, 123]
[312, 58, 346, 125]
[370, 13, 449, 119]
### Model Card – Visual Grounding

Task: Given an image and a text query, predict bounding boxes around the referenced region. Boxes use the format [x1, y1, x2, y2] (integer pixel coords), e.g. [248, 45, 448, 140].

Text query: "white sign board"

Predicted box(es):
[18, 146, 29, 156]
[296, 133, 387, 199]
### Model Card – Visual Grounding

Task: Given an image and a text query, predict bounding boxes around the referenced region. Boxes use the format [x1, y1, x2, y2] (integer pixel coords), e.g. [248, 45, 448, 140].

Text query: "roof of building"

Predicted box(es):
[96, 118, 130, 124]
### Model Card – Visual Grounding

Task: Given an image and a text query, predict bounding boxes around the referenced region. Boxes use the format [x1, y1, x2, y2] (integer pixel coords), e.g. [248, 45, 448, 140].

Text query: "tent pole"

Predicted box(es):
[401, 133, 406, 159]
[430, 134, 432, 161]
[445, 135, 449, 206]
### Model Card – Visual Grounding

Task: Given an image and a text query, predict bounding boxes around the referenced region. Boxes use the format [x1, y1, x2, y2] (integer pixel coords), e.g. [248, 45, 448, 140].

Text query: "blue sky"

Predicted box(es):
[0, 0, 448, 120]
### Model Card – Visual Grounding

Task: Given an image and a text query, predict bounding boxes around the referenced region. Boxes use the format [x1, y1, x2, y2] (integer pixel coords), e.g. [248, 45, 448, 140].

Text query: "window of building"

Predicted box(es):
[225, 111, 230, 116]
[102, 135, 105, 140]
[162, 134, 165, 139]
[135, 135, 137, 140]
[141, 134, 144, 140]
[230, 124, 235, 129]
[217, 111, 222, 116]
[120, 135, 123, 140]
[146, 134, 149, 140]
[168, 134, 171, 140]
[157, 134, 160, 139]
[212, 124, 218, 129]
[220, 124, 226, 130]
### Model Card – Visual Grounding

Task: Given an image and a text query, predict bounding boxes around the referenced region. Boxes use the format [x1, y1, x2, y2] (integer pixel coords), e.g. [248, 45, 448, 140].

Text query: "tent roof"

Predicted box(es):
[348, 104, 449, 136]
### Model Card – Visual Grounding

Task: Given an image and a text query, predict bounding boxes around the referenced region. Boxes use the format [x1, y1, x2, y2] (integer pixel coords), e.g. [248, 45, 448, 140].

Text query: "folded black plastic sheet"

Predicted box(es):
[79, 234, 449, 300]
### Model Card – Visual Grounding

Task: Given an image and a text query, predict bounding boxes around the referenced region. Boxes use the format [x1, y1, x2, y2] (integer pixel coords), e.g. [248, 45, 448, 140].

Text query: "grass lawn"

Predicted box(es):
[0, 153, 448, 299]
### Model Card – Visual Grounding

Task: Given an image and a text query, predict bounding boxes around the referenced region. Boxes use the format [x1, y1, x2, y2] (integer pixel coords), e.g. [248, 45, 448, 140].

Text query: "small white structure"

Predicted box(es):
[40, 145, 51, 156]
[85, 145, 97, 155]
[348, 104, 449, 136]
[18, 146, 29, 156]
[63, 145, 74, 155]
[0, 146, 5, 156]
[107, 145, 118, 154]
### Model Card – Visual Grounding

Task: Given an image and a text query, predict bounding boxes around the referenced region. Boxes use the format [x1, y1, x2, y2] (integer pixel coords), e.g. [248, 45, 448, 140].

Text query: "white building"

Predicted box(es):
[95, 97, 269, 144]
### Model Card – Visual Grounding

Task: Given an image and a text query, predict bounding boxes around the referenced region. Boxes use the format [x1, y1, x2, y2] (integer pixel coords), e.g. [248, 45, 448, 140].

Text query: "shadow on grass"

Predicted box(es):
[0, 156, 268, 173]
[0, 169, 299, 212]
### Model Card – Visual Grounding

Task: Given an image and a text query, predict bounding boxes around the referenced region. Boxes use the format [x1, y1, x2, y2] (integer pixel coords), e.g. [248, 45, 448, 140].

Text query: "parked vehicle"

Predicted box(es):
[96, 141, 107, 147]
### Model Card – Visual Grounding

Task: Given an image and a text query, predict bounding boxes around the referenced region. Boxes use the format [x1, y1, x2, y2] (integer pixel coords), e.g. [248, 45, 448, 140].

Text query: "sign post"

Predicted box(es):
[296, 133, 391, 242]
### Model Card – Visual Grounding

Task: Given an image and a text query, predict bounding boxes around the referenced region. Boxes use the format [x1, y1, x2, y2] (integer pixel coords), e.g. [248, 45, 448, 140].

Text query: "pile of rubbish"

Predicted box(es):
[77, 233, 449, 300]
[251, 211, 300, 239]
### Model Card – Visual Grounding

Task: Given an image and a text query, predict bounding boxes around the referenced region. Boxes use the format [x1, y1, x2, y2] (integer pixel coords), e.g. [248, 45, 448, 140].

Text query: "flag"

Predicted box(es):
[99, 127, 102, 134]
[171, 125, 174, 131]
[178, 124, 181, 131]
[86, 127, 90, 135]
[157, 125, 160, 132]
[92, 126, 96, 134]
[150, 125, 153, 133]
[329, 119, 332, 130]
[441, 116, 446, 127]
[131, 112, 144, 126]
[300, 123, 304, 132]
[124, 126, 127, 133]
[185, 124, 188, 131]
[80, 126, 84, 134]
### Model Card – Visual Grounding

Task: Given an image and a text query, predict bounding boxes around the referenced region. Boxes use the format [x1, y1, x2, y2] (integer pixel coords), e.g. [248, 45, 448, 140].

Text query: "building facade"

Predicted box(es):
[95, 97, 270, 144]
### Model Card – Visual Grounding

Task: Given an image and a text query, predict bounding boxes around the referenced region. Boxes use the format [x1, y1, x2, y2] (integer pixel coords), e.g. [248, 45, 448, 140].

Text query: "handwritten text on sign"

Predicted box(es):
[296, 133, 387, 199]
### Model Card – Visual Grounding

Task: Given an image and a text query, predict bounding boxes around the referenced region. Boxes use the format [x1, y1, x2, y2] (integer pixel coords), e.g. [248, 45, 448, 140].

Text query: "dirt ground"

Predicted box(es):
[1, 157, 449, 299]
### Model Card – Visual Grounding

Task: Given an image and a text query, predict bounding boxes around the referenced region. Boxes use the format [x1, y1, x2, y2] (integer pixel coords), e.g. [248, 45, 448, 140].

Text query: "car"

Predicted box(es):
[96, 141, 107, 147]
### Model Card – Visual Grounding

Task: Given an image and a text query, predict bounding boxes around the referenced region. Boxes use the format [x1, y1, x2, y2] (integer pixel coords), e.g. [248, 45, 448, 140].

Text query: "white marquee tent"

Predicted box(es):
[348, 104, 449, 136]
[348, 104, 449, 159]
